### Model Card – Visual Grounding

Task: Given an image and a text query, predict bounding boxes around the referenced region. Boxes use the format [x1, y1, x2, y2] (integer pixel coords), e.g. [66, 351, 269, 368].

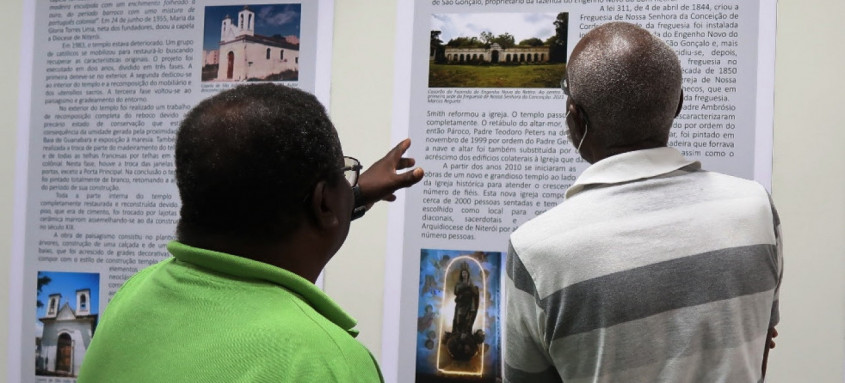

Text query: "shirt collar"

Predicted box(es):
[566, 147, 700, 199]
[167, 241, 358, 334]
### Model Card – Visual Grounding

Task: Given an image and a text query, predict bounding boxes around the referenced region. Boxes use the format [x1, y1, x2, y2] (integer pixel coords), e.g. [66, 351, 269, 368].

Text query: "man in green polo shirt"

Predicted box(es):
[77, 84, 424, 382]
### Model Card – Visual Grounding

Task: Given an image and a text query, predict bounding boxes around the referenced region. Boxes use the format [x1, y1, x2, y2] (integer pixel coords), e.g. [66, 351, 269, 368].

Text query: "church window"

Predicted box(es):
[80, 294, 87, 310]
[266, 48, 271, 59]
[280, 50, 284, 60]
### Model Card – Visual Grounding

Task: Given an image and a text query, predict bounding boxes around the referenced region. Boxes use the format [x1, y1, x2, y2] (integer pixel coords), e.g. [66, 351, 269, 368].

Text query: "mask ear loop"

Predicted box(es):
[576, 121, 588, 153]
[565, 109, 588, 154]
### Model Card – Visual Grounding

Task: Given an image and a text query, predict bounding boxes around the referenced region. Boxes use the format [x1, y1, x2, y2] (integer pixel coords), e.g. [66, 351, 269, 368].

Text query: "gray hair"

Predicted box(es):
[567, 22, 682, 147]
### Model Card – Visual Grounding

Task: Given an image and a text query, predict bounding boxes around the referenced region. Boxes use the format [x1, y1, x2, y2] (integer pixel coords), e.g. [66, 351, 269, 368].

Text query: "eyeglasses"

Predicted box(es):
[301, 156, 363, 203]
[560, 74, 571, 98]
[340, 156, 362, 187]
[560, 72, 590, 143]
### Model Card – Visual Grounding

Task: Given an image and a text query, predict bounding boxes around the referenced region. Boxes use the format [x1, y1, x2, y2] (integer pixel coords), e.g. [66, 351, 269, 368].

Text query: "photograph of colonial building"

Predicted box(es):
[35, 271, 99, 377]
[443, 43, 550, 64]
[429, 12, 569, 88]
[202, 4, 301, 82]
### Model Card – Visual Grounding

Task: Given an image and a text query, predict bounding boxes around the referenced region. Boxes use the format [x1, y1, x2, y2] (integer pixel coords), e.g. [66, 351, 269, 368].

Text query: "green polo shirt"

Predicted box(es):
[78, 241, 383, 382]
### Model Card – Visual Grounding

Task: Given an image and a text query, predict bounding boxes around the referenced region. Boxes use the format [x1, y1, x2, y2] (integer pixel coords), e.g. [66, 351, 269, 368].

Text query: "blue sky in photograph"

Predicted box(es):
[35, 271, 100, 319]
[203, 4, 302, 51]
[432, 13, 557, 43]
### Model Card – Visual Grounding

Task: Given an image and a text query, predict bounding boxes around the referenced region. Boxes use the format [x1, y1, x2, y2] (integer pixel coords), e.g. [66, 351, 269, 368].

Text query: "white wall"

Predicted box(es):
[325, 0, 399, 358]
[766, 0, 845, 380]
[2, 0, 843, 381]
[1, 0, 23, 381]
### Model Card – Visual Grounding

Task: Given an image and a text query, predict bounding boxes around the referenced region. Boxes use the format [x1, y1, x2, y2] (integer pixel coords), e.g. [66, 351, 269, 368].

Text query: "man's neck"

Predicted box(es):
[177, 231, 329, 283]
[586, 141, 667, 164]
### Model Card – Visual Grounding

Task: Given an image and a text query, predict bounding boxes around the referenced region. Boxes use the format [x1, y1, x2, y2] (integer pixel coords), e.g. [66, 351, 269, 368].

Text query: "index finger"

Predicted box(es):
[388, 138, 412, 160]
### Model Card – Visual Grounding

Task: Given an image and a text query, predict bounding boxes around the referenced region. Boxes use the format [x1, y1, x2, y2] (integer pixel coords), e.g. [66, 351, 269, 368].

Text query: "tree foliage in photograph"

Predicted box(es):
[444, 31, 518, 49]
[518, 37, 545, 47]
[36, 272, 52, 308]
[431, 30, 447, 63]
[490, 32, 516, 49]
[548, 12, 569, 63]
[445, 36, 485, 48]
[480, 31, 495, 45]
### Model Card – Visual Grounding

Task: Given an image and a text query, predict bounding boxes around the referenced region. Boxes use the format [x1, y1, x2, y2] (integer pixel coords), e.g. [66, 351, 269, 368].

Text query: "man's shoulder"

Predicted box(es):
[695, 169, 769, 193]
[509, 169, 773, 264]
[510, 192, 590, 257]
[85, 269, 378, 382]
[242, 295, 380, 380]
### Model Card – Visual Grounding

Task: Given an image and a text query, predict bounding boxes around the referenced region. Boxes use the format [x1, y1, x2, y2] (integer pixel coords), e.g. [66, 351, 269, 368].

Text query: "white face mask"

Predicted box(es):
[565, 110, 588, 154]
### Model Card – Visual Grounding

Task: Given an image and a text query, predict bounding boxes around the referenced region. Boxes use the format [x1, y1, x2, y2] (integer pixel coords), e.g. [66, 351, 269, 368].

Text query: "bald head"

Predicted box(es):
[567, 22, 682, 149]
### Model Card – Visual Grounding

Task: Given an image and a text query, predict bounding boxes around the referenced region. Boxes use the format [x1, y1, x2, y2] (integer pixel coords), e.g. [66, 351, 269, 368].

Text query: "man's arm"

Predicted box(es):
[762, 327, 778, 377]
[763, 196, 783, 378]
[355, 138, 424, 211]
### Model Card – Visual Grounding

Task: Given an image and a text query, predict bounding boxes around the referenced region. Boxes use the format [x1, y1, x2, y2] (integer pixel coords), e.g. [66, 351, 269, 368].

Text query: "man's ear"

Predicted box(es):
[675, 89, 684, 117]
[308, 180, 340, 230]
[568, 102, 585, 137]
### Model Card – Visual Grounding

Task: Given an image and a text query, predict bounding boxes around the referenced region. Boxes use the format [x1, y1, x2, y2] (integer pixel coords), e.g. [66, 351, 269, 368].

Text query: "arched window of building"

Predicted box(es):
[266, 48, 271, 60]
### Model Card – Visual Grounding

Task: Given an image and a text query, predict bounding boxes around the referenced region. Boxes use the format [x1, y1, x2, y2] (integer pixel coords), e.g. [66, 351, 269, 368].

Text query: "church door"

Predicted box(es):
[56, 333, 72, 374]
[227, 52, 235, 79]
[491, 50, 499, 64]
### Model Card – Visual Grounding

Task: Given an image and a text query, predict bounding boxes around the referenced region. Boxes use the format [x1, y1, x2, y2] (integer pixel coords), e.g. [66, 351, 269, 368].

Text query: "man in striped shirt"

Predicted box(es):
[505, 22, 781, 382]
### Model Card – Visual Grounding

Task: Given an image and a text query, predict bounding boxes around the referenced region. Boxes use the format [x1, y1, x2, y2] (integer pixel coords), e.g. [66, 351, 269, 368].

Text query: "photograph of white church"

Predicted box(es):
[202, 4, 301, 82]
[35, 271, 99, 378]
